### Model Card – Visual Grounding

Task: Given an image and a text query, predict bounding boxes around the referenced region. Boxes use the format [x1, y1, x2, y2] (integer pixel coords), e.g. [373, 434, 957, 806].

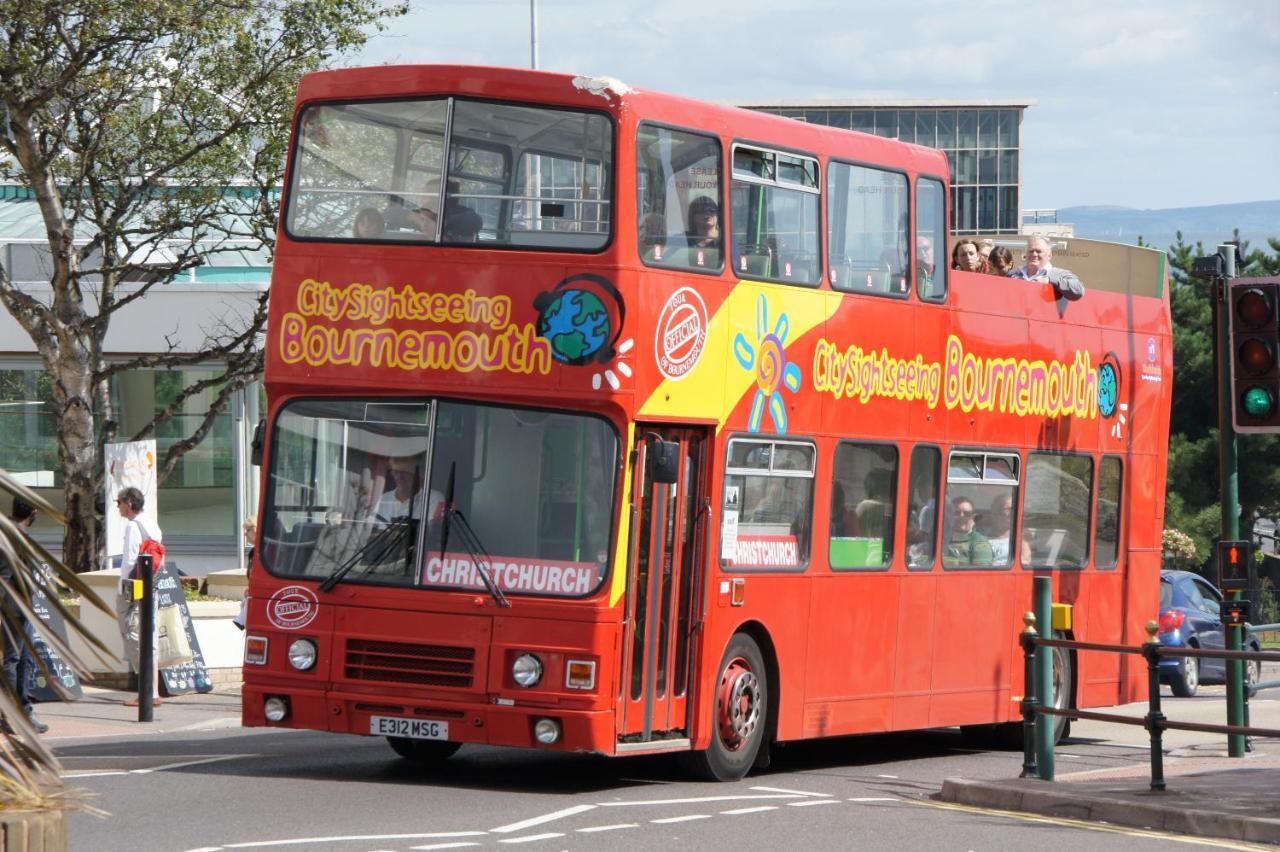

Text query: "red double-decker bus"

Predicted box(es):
[242, 65, 1173, 781]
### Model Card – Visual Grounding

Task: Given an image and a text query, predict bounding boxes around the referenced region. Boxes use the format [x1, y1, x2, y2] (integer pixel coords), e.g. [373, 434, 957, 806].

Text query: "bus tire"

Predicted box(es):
[690, 633, 769, 782]
[386, 737, 462, 764]
[1048, 631, 1073, 743]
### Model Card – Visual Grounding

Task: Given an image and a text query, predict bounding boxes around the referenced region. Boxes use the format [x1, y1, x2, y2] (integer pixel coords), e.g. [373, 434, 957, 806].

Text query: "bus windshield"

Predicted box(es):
[263, 399, 618, 598]
[285, 98, 613, 250]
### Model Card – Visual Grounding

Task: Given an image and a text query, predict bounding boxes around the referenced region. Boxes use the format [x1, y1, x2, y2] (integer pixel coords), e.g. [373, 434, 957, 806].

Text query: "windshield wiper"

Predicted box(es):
[318, 519, 412, 593]
[439, 499, 509, 608]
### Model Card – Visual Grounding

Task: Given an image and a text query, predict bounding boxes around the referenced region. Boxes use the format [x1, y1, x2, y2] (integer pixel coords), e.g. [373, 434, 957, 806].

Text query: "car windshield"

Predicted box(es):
[263, 399, 618, 598]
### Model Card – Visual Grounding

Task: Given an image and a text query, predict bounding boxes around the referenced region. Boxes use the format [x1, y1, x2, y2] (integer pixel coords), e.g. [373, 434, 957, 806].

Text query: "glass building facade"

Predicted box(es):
[738, 101, 1031, 236]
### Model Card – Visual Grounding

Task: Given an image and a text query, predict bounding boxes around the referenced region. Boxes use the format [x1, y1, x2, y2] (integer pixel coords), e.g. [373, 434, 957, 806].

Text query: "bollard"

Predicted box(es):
[1019, 611, 1038, 779]
[1142, 620, 1165, 791]
[137, 553, 155, 722]
[1033, 576, 1054, 781]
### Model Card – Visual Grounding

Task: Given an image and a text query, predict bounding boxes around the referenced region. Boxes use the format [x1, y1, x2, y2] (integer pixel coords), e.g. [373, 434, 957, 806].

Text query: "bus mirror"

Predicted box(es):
[250, 419, 265, 467]
[648, 440, 680, 484]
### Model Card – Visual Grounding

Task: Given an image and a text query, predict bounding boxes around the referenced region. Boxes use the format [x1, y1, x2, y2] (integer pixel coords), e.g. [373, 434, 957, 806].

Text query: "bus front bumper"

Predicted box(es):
[242, 684, 616, 754]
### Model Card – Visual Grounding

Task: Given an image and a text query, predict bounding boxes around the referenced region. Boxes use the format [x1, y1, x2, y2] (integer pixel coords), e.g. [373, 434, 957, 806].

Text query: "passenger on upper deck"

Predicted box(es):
[686, 196, 721, 249]
[951, 239, 990, 274]
[1012, 236, 1085, 300]
[407, 179, 482, 242]
[988, 246, 1015, 277]
[916, 234, 937, 294]
[353, 207, 385, 239]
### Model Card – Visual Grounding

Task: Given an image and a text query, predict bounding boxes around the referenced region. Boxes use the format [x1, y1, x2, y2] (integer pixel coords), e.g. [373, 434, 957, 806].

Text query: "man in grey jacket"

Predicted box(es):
[1013, 236, 1085, 300]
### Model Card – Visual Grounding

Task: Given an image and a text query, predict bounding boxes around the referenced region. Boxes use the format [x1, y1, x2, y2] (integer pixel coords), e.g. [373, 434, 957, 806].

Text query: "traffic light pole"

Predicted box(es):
[1215, 243, 1246, 758]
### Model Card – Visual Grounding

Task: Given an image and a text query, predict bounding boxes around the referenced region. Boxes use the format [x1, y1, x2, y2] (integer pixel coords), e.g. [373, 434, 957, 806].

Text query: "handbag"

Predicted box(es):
[156, 604, 194, 667]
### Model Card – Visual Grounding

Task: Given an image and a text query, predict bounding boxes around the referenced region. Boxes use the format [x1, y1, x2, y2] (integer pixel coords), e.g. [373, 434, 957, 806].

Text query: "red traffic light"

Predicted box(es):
[1239, 338, 1277, 375]
[1236, 287, 1275, 330]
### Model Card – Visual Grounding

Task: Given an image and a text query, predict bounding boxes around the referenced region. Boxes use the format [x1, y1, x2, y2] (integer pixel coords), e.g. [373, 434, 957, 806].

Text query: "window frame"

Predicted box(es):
[828, 440, 899, 572]
[283, 95, 618, 254]
[635, 120, 724, 275]
[720, 434, 817, 574]
[826, 157, 911, 299]
[942, 448, 1020, 571]
[1022, 450, 1095, 572]
[1094, 455, 1123, 570]
[906, 443, 943, 572]
[914, 174, 949, 303]
[728, 140, 823, 288]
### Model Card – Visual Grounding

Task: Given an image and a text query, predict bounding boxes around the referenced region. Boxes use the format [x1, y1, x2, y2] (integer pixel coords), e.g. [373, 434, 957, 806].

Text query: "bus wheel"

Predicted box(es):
[386, 737, 462, 764]
[691, 633, 768, 781]
[1048, 633, 1073, 743]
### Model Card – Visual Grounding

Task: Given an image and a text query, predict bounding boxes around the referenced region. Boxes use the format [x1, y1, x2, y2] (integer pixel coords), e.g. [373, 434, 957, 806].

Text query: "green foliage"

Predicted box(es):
[1158, 230, 1280, 566]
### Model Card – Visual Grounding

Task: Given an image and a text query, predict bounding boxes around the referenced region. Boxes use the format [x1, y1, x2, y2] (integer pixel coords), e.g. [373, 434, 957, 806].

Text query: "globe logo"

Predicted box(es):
[537, 288, 613, 365]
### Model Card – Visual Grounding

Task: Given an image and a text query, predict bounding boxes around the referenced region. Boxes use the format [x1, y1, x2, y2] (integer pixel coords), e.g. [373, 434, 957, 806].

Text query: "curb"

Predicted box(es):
[938, 778, 1280, 845]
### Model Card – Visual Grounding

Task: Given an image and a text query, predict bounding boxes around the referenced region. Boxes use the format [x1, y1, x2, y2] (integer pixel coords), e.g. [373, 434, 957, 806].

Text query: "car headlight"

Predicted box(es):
[512, 653, 543, 688]
[287, 638, 317, 671]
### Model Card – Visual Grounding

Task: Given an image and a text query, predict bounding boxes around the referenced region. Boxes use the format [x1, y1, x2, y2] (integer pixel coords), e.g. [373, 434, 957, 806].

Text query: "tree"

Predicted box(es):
[1156, 230, 1280, 564]
[0, 1, 406, 572]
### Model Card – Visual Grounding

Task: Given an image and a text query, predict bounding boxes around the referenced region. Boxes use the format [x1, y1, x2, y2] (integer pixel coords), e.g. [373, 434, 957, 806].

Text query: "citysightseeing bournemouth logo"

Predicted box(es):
[812, 333, 1107, 421]
[279, 279, 552, 376]
[734, 294, 802, 434]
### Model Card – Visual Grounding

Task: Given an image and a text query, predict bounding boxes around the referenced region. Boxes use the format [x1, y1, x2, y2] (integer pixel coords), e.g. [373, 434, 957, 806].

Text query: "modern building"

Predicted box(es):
[735, 99, 1034, 236]
[0, 187, 268, 574]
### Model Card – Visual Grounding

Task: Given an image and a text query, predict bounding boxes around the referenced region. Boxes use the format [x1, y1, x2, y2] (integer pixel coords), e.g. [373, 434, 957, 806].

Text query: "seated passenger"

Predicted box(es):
[916, 235, 938, 295]
[352, 207, 385, 239]
[951, 239, 990, 274]
[441, 179, 482, 242]
[1012, 236, 1085, 300]
[943, 497, 994, 565]
[988, 246, 1015, 277]
[686, 196, 721, 249]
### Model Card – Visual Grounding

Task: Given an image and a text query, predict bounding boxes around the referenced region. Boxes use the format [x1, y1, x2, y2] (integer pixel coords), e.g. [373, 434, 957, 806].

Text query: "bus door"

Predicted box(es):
[618, 426, 710, 744]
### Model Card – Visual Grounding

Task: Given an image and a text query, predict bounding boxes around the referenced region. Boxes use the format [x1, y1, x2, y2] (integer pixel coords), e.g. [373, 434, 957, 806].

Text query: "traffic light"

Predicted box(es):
[1228, 278, 1280, 433]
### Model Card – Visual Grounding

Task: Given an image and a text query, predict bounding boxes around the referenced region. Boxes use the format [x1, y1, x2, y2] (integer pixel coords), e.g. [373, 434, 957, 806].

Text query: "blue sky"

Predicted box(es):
[356, 0, 1279, 211]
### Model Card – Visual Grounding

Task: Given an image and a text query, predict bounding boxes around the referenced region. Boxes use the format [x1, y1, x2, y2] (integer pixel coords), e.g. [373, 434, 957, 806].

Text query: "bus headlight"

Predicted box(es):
[264, 696, 289, 722]
[512, 653, 543, 688]
[534, 717, 561, 744]
[287, 638, 317, 671]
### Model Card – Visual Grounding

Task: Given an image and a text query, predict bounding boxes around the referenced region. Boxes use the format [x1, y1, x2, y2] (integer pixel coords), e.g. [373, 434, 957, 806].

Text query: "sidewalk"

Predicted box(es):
[939, 694, 1280, 845]
[33, 683, 242, 742]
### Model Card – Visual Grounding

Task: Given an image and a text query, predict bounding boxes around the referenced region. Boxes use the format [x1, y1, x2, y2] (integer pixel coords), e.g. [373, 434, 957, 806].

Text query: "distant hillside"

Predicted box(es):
[1058, 201, 1279, 254]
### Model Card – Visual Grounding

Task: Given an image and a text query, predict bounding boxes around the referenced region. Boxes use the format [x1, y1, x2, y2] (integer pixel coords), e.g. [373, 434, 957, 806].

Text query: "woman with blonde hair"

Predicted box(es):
[951, 238, 990, 273]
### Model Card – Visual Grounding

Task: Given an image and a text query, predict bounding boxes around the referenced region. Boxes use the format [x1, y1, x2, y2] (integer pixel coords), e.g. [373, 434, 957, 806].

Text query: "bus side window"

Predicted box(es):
[827, 161, 909, 297]
[915, 176, 947, 301]
[906, 446, 941, 569]
[1023, 453, 1094, 569]
[830, 442, 897, 570]
[636, 124, 723, 273]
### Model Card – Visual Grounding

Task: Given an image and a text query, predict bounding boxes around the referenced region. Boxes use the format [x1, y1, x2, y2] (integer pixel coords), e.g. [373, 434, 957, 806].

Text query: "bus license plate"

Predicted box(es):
[370, 716, 449, 740]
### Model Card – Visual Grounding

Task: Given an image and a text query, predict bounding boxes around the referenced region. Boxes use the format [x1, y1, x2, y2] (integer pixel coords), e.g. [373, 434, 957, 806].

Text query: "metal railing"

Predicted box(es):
[1247, 621, 1280, 698]
[1020, 577, 1280, 790]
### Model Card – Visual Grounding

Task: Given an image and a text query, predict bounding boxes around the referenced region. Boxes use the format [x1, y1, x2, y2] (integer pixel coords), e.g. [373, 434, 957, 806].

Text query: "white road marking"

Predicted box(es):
[408, 844, 480, 851]
[202, 832, 486, 849]
[576, 824, 638, 833]
[876, 774, 898, 779]
[497, 833, 563, 844]
[849, 797, 900, 803]
[490, 805, 597, 834]
[650, 814, 712, 824]
[131, 754, 253, 774]
[599, 793, 802, 807]
[721, 806, 778, 815]
[68, 754, 254, 779]
[750, 784, 830, 798]
[787, 799, 839, 807]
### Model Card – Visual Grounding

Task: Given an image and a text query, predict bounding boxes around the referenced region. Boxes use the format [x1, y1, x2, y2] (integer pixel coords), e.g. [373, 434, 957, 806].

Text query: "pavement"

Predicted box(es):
[940, 690, 1280, 846]
[32, 682, 242, 742]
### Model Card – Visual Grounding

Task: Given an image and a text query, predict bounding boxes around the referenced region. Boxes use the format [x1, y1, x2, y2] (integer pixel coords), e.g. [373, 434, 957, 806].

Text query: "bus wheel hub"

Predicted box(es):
[717, 658, 761, 750]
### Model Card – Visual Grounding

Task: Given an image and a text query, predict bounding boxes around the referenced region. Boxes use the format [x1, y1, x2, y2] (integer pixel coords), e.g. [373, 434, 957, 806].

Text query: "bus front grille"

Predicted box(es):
[345, 638, 476, 688]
